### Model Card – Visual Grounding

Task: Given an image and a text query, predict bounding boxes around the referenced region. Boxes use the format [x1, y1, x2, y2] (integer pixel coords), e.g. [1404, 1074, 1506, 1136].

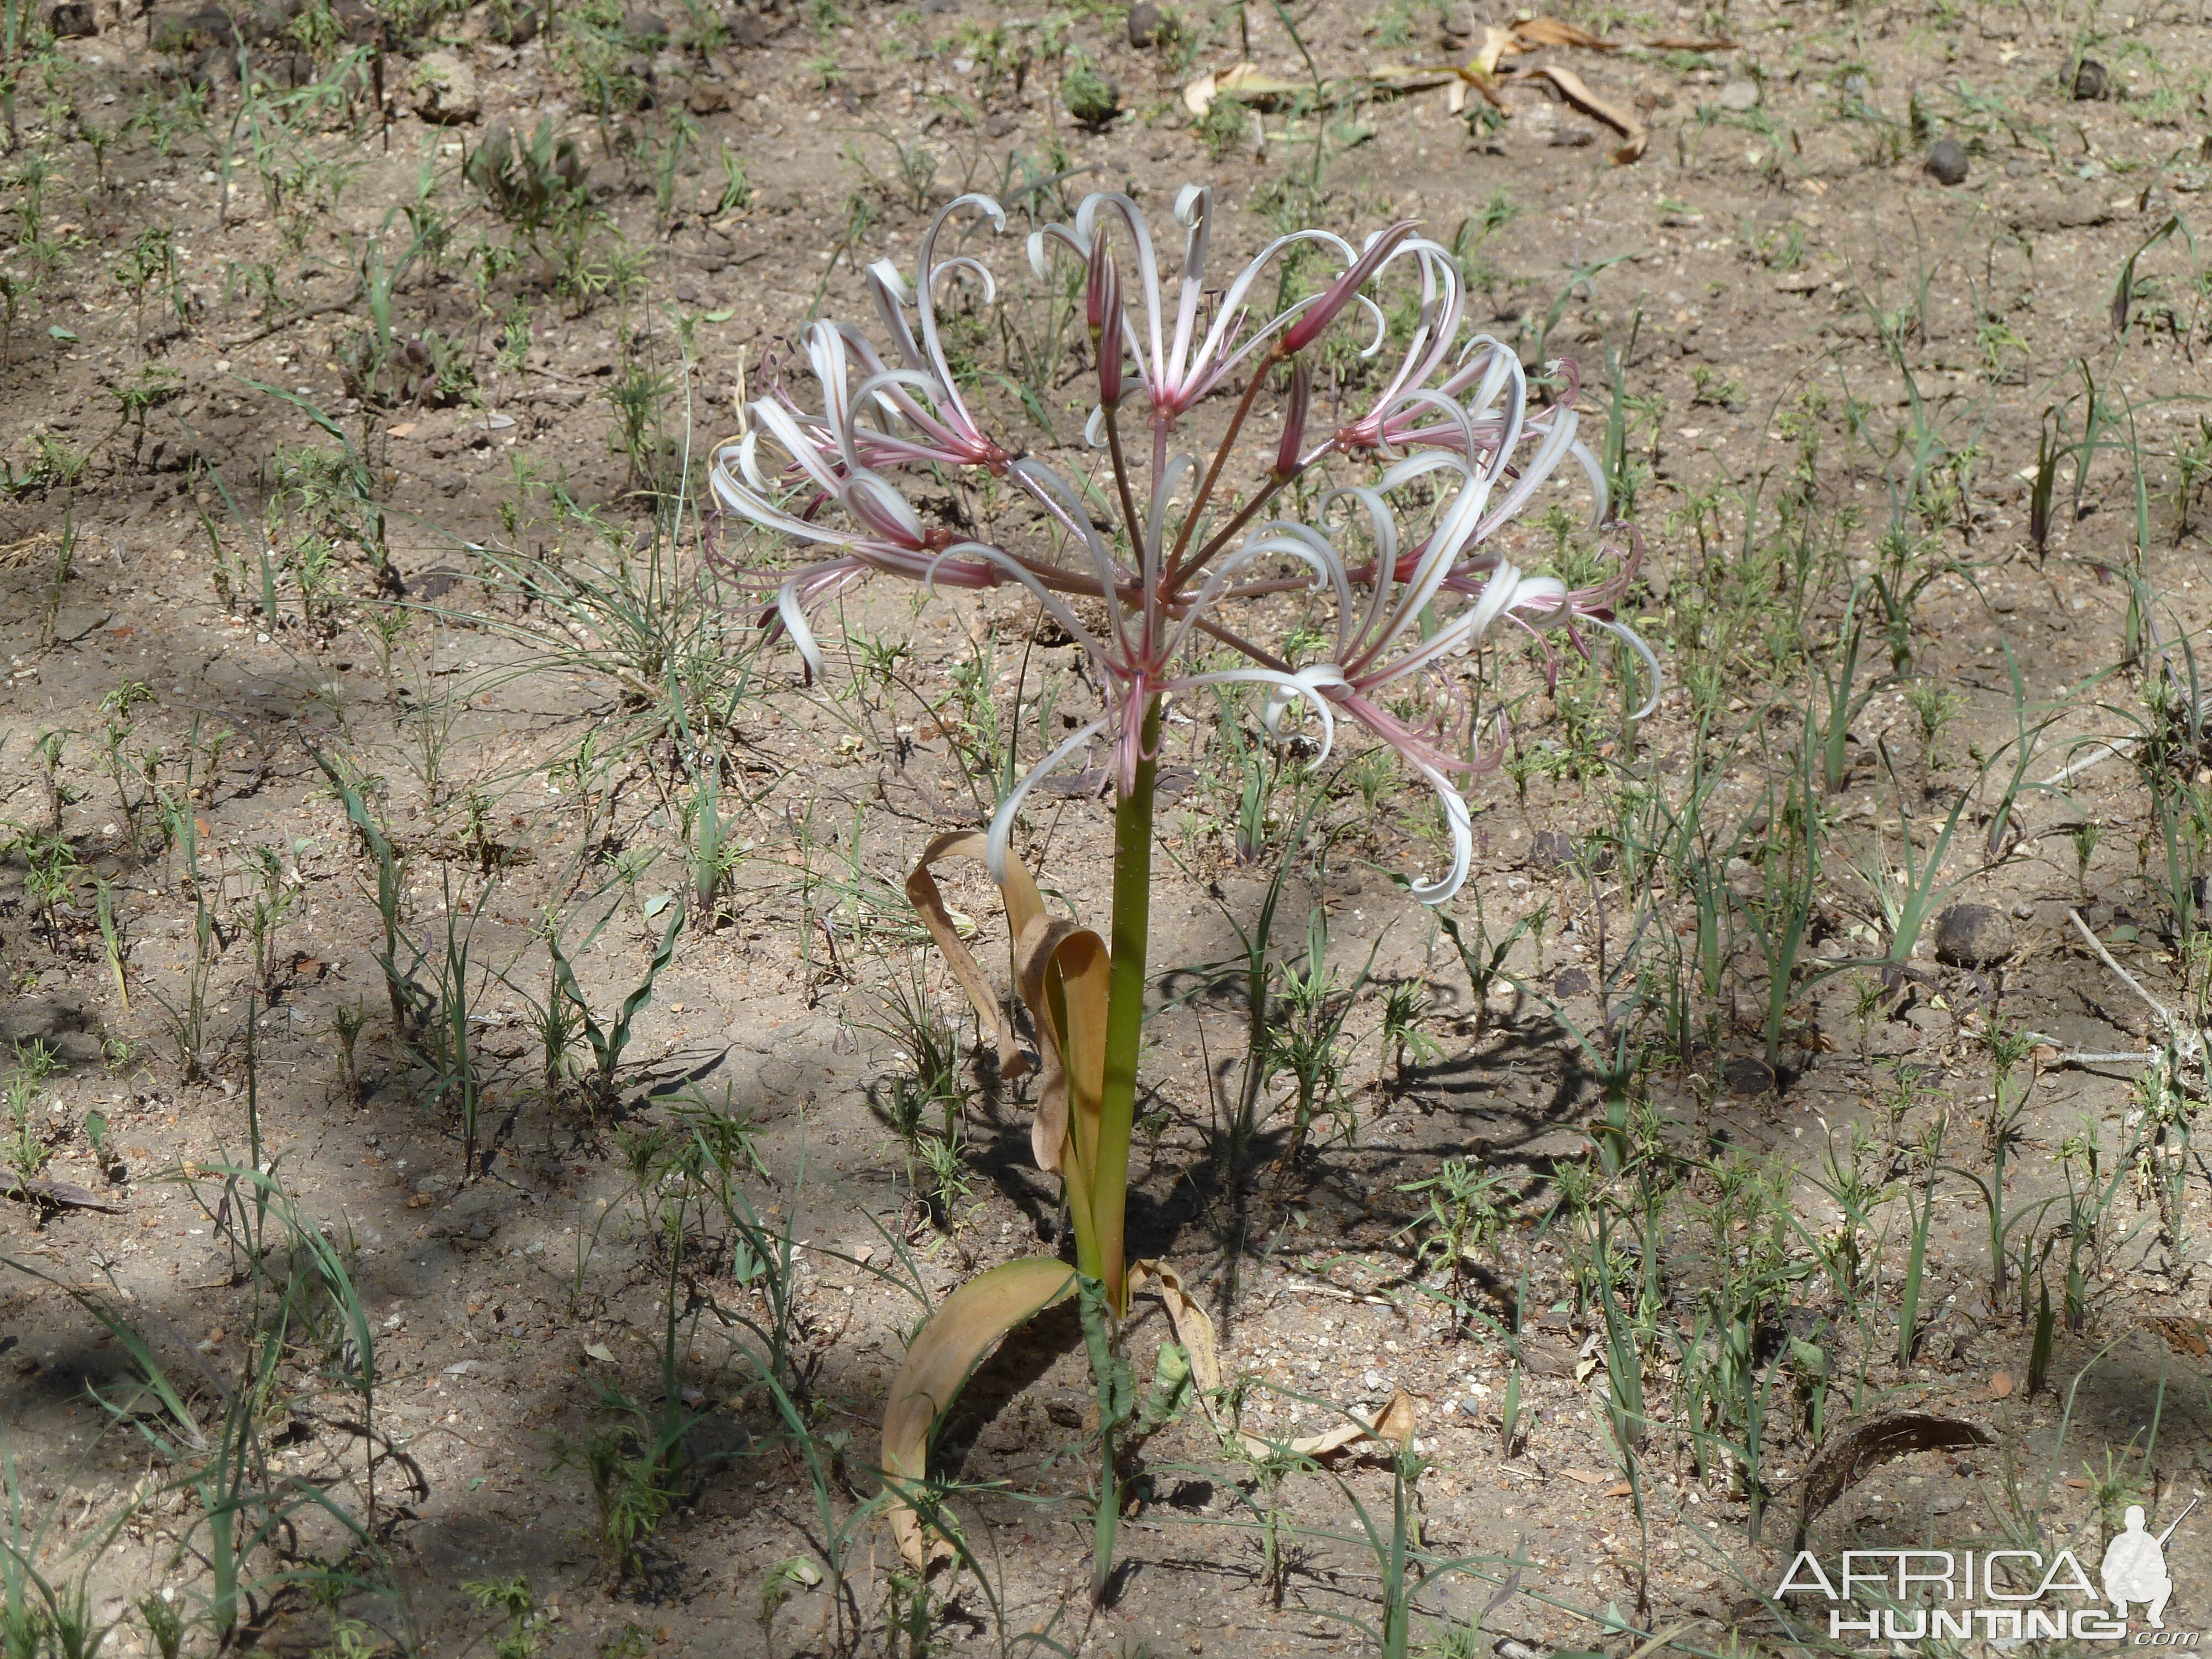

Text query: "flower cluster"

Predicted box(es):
[712, 185, 1655, 903]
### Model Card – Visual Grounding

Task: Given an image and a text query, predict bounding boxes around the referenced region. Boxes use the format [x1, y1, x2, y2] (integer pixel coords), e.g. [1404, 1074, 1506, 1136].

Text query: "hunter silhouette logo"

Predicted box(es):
[2106, 1501, 2196, 1629]
[1778, 1502, 2199, 1646]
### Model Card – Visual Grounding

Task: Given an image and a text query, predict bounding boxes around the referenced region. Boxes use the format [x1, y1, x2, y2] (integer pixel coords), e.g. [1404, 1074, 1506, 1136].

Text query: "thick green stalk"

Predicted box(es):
[1093, 697, 1159, 1314]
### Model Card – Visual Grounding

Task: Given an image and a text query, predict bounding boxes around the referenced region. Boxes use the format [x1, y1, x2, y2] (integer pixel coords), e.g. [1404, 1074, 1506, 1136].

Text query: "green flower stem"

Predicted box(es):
[1094, 696, 1159, 1315]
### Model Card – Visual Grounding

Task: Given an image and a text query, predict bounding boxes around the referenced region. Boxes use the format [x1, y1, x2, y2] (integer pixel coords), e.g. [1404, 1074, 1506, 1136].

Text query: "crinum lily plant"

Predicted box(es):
[713, 184, 1657, 1576]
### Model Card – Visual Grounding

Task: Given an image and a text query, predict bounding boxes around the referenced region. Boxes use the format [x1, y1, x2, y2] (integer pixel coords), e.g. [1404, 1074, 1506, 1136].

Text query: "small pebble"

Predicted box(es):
[1924, 139, 1969, 186]
[2070, 58, 2107, 100]
[1934, 902, 2013, 967]
[1125, 0, 1162, 46]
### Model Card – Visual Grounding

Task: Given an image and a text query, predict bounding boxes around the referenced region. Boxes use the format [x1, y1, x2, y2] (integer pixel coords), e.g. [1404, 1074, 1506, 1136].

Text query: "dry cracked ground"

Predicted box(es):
[4, 0, 2212, 1653]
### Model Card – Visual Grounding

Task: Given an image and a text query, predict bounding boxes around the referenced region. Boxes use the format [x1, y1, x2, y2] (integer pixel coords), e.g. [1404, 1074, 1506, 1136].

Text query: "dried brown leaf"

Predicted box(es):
[881, 1258, 1078, 1569]
[905, 831, 1039, 1084]
[1280, 1390, 1419, 1458]
[1014, 915, 1110, 1232]
[1181, 61, 1304, 116]
[2143, 1315, 2212, 1359]
[1509, 64, 1647, 162]
[2, 1175, 123, 1212]
[1512, 17, 1616, 50]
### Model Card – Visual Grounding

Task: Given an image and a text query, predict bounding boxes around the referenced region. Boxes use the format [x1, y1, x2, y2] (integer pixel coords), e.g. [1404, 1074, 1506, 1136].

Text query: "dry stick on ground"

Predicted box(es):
[222, 289, 376, 352]
[223, 235, 429, 351]
[2046, 906, 2209, 1086]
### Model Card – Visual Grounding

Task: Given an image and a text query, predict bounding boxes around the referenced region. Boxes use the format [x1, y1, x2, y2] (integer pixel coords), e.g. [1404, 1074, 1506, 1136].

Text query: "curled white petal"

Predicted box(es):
[1172, 666, 1345, 768]
[987, 718, 1108, 885]
[867, 258, 912, 305]
[1590, 615, 1664, 721]
[1084, 405, 1108, 448]
[1156, 526, 1340, 668]
[1567, 436, 1610, 526]
[930, 253, 998, 307]
[1350, 292, 1388, 359]
[925, 535, 1121, 669]
[1406, 760, 1473, 906]
[775, 576, 826, 682]
[940, 191, 1008, 233]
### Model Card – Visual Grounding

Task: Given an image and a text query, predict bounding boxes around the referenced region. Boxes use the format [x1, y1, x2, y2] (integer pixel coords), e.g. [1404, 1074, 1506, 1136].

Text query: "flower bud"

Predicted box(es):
[1277, 221, 1418, 357]
[1086, 234, 1124, 406]
[1272, 357, 1310, 479]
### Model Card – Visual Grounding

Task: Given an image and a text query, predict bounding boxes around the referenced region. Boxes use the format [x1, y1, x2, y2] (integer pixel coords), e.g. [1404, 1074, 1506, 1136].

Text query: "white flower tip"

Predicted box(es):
[1175, 184, 1206, 226]
[941, 192, 1008, 237]
[1084, 405, 1108, 448]
[1408, 783, 1472, 906]
[1026, 230, 1049, 281]
[776, 580, 826, 684]
[868, 258, 912, 305]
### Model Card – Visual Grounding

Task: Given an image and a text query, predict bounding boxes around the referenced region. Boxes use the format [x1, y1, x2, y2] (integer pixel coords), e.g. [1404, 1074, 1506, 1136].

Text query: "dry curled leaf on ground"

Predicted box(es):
[1274, 1390, 1420, 1459]
[1794, 1413, 1995, 1544]
[2, 1174, 123, 1212]
[1181, 62, 1309, 116]
[1503, 65, 1648, 163]
[1498, 17, 1616, 55]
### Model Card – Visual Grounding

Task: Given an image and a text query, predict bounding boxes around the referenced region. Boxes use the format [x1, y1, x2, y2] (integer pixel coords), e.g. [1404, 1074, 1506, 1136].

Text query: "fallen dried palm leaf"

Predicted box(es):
[1469, 15, 1618, 71]
[1472, 23, 1519, 74]
[1796, 1412, 1994, 1545]
[1375, 59, 1506, 116]
[1126, 1258, 1415, 1460]
[1506, 64, 1647, 161]
[1368, 62, 1464, 94]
